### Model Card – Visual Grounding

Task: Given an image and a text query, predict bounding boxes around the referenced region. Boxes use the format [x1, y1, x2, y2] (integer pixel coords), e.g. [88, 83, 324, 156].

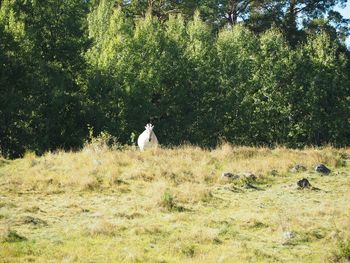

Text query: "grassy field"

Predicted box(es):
[1, 143, 350, 262]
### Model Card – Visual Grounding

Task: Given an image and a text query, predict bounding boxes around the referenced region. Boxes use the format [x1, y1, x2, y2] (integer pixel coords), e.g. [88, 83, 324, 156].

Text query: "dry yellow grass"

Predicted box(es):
[0, 143, 350, 262]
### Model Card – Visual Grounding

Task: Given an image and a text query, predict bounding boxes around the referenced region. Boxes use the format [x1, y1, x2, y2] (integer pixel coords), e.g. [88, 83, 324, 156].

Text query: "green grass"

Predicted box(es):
[0, 144, 350, 262]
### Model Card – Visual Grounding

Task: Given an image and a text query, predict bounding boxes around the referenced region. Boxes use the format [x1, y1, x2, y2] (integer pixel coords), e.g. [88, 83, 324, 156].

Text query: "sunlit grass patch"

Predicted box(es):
[83, 219, 128, 237]
[0, 145, 349, 262]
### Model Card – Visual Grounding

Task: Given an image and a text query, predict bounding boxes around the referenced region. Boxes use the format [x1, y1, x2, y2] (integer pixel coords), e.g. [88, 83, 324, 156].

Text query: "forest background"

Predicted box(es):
[1, 0, 350, 158]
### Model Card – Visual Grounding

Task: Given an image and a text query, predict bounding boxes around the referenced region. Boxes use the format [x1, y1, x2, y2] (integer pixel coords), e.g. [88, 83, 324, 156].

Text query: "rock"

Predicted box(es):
[290, 164, 307, 173]
[221, 172, 256, 181]
[270, 169, 279, 176]
[282, 230, 296, 245]
[297, 178, 311, 189]
[283, 231, 296, 240]
[221, 172, 239, 179]
[315, 164, 331, 175]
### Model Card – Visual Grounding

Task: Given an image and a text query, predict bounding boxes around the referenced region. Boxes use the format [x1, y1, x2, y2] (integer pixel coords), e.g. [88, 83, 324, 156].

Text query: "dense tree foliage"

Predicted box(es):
[0, 0, 90, 156]
[0, 0, 349, 157]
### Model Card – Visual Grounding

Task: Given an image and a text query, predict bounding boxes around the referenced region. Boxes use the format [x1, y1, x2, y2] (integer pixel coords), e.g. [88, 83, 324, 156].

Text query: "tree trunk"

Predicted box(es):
[285, 0, 298, 45]
[227, 0, 238, 25]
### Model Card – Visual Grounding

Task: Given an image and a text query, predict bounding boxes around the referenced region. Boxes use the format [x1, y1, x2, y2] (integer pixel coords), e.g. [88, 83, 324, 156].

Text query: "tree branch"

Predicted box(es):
[294, 0, 324, 15]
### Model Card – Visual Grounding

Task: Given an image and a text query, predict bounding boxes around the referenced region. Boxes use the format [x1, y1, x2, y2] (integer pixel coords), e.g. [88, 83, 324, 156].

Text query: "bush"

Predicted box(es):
[332, 239, 350, 262]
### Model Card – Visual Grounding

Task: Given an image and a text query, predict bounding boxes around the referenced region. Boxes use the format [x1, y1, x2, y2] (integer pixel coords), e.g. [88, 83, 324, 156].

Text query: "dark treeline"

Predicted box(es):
[0, 0, 349, 158]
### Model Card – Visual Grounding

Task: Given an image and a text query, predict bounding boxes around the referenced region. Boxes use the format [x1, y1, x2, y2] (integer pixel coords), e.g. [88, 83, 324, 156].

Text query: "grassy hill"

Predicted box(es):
[1, 144, 350, 262]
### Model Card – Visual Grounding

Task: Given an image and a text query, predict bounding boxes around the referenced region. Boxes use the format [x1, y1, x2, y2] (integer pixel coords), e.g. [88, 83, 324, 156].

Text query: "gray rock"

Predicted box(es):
[283, 231, 296, 240]
[290, 164, 307, 173]
[315, 164, 331, 175]
[297, 178, 311, 189]
[221, 172, 239, 179]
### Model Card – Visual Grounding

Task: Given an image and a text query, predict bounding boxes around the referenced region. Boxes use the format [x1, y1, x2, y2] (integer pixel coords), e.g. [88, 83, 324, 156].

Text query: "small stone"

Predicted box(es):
[270, 169, 279, 176]
[315, 164, 331, 175]
[283, 231, 296, 240]
[221, 172, 239, 179]
[297, 178, 311, 189]
[290, 164, 307, 173]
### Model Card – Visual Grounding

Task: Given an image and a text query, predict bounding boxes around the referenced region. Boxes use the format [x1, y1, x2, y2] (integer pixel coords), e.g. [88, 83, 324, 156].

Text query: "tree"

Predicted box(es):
[198, 0, 255, 27]
[156, 14, 192, 145]
[184, 11, 221, 146]
[217, 25, 264, 144]
[23, 0, 90, 153]
[288, 32, 350, 146]
[118, 12, 165, 141]
[247, 0, 349, 46]
[251, 28, 293, 145]
[0, 2, 34, 157]
[86, 5, 132, 141]
[0, 0, 90, 155]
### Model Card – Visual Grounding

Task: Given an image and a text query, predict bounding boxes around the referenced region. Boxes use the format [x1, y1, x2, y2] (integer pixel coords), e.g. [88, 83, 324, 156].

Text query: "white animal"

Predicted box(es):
[137, 123, 159, 151]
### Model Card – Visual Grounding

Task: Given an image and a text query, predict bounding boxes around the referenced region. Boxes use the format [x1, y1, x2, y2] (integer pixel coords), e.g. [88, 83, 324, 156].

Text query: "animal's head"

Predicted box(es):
[145, 123, 154, 142]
